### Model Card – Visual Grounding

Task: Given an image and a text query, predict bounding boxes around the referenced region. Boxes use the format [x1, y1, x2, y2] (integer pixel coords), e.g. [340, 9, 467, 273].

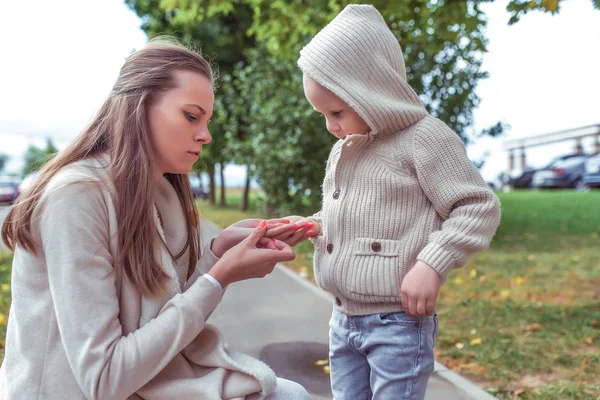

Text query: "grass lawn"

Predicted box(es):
[0, 189, 598, 399]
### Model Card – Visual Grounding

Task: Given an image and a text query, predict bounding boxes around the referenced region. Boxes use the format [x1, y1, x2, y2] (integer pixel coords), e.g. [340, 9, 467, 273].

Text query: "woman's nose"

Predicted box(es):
[194, 126, 212, 144]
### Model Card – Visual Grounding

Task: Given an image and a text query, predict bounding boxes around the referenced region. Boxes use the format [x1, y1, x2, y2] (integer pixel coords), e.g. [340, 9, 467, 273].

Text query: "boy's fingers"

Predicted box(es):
[265, 224, 297, 237]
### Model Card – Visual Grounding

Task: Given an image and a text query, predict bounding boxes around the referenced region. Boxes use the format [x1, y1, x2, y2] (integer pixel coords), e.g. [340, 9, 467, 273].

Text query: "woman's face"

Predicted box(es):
[148, 70, 214, 177]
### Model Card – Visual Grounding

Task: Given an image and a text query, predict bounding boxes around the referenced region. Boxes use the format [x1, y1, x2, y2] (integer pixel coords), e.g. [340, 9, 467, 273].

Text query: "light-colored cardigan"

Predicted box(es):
[299, 4, 502, 315]
[0, 157, 276, 399]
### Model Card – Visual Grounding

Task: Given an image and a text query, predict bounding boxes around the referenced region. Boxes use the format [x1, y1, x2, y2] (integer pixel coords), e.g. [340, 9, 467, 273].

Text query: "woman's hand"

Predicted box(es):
[208, 221, 296, 287]
[211, 218, 295, 257]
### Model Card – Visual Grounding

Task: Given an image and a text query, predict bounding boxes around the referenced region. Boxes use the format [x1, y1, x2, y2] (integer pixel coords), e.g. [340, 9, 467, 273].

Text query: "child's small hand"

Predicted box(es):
[265, 215, 320, 247]
[400, 261, 441, 317]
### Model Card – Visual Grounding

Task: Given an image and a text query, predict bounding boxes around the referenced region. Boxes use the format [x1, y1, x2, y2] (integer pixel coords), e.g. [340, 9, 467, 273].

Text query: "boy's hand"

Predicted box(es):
[211, 218, 291, 257]
[400, 261, 441, 317]
[265, 215, 321, 246]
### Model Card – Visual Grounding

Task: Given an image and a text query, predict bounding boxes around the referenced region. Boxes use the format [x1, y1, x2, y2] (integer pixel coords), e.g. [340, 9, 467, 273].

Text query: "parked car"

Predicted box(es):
[0, 180, 20, 204]
[507, 168, 538, 189]
[531, 154, 591, 190]
[583, 153, 600, 188]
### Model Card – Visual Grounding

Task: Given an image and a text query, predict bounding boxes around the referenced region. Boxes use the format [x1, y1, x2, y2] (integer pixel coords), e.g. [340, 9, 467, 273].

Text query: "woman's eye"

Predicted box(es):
[184, 111, 197, 122]
[331, 111, 342, 117]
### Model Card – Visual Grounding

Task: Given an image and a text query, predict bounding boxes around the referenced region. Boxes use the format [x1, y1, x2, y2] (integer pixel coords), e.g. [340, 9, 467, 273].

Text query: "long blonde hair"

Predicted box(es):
[1, 39, 212, 297]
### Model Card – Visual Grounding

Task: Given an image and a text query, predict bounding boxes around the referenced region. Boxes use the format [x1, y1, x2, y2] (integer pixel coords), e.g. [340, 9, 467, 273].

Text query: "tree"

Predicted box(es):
[124, 0, 597, 216]
[22, 138, 58, 177]
[0, 154, 8, 174]
[126, 0, 259, 208]
[506, 0, 600, 24]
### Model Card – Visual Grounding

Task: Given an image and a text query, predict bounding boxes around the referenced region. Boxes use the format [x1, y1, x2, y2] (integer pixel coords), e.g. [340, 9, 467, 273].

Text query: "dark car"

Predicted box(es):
[0, 181, 20, 204]
[507, 168, 537, 189]
[531, 154, 590, 190]
[583, 153, 600, 188]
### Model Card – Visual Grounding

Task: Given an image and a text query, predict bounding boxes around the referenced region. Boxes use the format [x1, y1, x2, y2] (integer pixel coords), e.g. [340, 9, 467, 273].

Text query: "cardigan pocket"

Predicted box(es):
[346, 238, 403, 302]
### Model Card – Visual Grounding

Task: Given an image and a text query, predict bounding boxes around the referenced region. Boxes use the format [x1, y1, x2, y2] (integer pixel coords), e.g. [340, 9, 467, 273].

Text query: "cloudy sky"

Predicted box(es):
[1, 0, 599, 185]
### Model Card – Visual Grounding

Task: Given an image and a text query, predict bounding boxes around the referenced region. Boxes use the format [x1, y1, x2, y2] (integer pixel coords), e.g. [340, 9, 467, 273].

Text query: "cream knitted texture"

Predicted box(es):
[299, 5, 501, 316]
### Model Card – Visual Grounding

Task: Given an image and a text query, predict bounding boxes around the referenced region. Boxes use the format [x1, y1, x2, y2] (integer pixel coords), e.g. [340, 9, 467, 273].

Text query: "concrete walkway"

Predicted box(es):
[202, 220, 496, 400]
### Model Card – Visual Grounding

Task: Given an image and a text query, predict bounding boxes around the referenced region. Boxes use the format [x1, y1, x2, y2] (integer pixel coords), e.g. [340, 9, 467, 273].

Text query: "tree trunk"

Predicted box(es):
[240, 165, 251, 212]
[219, 163, 227, 206]
[206, 161, 216, 205]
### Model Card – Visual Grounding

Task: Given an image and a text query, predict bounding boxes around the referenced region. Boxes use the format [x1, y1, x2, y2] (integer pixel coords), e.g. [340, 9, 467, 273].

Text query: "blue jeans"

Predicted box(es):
[329, 308, 438, 400]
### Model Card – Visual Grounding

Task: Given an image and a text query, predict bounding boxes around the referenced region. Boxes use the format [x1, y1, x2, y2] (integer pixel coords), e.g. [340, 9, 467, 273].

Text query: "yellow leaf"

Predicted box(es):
[470, 329, 477, 335]
[514, 276, 524, 286]
[470, 269, 477, 278]
[314, 359, 329, 366]
[0, 314, 6, 326]
[470, 338, 482, 346]
[542, 0, 559, 12]
[584, 337, 593, 345]
[454, 277, 463, 285]
[0, 284, 9, 292]
[527, 254, 535, 261]
[500, 290, 510, 299]
[323, 366, 330, 374]
[455, 342, 464, 349]
[479, 275, 488, 284]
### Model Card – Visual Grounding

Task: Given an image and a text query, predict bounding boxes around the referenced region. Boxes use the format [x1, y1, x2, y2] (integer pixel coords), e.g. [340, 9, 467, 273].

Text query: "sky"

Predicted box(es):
[1, 0, 599, 186]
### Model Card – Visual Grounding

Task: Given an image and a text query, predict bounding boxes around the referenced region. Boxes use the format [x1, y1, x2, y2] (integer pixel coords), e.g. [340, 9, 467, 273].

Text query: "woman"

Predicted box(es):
[0, 39, 311, 399]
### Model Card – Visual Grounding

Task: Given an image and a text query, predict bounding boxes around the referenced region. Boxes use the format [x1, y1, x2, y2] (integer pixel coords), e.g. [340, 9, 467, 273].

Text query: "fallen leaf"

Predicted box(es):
[500, 290, 510, 299]
[470, 329, 477, 335]
[521, 323, 541, 333]
[470, 338, 482, 346]
[0, 314, 6, 326]
[584, 337, 593, 345]
[592, 232, 599, 239]
[455, 342, 464, 349]
[514, 276, 524, 286]
[314, 359, 328, 366]
[591, 320, 599, 328]
[479, 275, 488, 284]
[454, 277, 463, 285]
[0, 284, 9, 292]
[323, 366, 330, 374]
[470, 269, 477, 278]
[527, 254, 535, 261]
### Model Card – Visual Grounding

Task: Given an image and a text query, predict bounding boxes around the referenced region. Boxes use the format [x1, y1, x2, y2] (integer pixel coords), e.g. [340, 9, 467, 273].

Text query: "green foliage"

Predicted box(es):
[22, 138, 58, 177]
[125, 0, 600, 215]
[507, 0, 600, 25]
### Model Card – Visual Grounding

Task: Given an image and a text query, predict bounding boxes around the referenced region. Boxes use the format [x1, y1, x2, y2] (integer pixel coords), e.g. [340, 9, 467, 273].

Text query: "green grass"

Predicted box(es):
[0, 251, 12, 361]
[1, 189, 599, 398]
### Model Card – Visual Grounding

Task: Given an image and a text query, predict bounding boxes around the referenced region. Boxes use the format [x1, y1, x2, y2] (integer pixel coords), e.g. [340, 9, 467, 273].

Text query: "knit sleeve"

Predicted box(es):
[38, 180, 223, 399]
[412, 120, 501, 276]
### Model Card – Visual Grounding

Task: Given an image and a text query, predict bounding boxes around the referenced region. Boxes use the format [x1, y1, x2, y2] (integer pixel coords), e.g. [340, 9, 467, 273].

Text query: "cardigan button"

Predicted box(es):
[332, 190, 340, 200]
[327, 243, 334, 254]
[335, 297, 342, 306]
[371, 242, 381, 252]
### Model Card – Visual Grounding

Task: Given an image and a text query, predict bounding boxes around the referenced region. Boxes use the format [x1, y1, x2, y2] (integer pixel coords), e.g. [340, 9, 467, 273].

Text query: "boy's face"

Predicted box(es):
[303, 74, 371, 139]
